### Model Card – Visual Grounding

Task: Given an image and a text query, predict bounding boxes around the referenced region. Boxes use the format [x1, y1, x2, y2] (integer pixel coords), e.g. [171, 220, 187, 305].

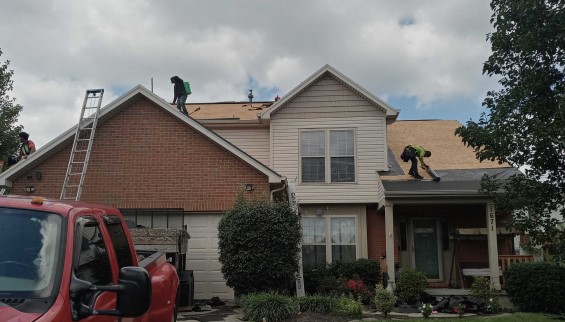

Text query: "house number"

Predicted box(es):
[489, 205, 495, 231]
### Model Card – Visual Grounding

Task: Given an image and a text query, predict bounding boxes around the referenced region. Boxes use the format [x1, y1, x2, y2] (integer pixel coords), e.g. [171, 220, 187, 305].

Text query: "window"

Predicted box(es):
[75, 220, 112, 285]
[302, 218, 326, 267]
[105, 217, 134, 269]
[301, 129, 355, 183]
[301, 216, 357, 267]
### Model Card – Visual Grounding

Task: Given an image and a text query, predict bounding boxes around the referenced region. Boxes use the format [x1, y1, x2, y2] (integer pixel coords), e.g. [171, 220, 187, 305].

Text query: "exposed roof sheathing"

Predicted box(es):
[187, 102, 272, 121]
[383, 120, 512, 181]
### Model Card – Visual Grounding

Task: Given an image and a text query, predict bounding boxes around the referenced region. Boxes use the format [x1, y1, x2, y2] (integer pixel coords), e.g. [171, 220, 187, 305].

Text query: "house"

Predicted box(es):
[0, 65, 523, 299]
[189, 65, 523, 291]
[0, 85, 285, 300]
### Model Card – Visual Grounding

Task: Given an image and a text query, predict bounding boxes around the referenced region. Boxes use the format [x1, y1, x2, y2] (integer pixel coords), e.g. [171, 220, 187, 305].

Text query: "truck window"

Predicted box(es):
[76, 223, 112, 285]
[105, 217, 134, 268]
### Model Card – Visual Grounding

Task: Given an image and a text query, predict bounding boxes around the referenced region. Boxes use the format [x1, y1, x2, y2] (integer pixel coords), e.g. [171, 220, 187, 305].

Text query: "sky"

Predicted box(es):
[0, 0, 499, 148]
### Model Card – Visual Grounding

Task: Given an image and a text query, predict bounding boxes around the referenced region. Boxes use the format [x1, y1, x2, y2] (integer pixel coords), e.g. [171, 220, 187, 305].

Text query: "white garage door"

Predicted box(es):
[184, 214, 233, 300]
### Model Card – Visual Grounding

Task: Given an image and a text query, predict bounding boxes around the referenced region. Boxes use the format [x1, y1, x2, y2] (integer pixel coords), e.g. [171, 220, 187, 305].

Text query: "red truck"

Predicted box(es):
[0, 195, 179, 322]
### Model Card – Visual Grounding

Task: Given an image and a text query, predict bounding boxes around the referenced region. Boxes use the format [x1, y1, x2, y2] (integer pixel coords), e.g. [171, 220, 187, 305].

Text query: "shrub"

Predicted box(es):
[469, 276, 500, 313]
[243, 292, 299, 322]
[303, 264, 340, 295]
[218, 198, 302, 295]
[303, 259, 380, 296]
[374, 284, 396, 318]
[505, 261, 565, 313]
[296, 295, 336, 314]
[334, 295, 364, 318]
[395, 268, 428, 304]
[330, 259, 381, 288]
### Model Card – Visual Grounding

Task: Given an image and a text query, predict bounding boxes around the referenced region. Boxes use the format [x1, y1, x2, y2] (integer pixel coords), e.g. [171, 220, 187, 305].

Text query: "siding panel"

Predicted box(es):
[272, 76, 387, 204]
[214, 128, 270, 166]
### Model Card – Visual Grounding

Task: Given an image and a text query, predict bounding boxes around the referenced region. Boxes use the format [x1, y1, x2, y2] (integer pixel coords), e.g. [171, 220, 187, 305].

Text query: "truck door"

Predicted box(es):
[73, 216, 118, 322]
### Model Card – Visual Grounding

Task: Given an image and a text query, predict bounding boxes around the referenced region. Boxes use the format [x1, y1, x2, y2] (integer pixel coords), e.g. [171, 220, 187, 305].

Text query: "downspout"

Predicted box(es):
[270, 178, 288, 201]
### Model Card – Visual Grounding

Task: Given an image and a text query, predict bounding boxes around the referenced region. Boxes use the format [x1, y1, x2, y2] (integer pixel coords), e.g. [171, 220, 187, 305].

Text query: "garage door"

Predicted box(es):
[184, 214, 233, 300]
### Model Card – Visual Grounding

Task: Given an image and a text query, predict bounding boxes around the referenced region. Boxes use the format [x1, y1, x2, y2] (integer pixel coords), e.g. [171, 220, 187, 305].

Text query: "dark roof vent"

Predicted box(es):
[248, 89, 254, 102]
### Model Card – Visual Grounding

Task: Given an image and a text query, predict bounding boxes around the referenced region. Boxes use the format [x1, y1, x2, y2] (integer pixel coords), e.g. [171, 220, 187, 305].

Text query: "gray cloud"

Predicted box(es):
[0, 0, 496, 147]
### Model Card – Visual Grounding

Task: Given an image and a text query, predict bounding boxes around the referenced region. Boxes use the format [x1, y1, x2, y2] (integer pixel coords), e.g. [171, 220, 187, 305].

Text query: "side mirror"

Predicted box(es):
[115, 267, 151, 317]
[70, 267, 151, 319]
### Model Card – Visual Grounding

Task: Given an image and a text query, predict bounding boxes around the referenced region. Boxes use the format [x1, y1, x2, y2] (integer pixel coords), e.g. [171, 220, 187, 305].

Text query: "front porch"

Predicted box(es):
[379, 201, 516, 291]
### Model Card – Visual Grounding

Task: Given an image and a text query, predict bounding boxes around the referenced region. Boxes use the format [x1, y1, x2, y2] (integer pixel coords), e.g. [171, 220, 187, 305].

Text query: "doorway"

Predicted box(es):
[412, 219, 441, 279]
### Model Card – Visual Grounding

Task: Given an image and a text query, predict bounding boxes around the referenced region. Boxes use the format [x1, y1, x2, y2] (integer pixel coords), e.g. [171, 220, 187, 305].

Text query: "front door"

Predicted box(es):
[413, 219, 440, 279]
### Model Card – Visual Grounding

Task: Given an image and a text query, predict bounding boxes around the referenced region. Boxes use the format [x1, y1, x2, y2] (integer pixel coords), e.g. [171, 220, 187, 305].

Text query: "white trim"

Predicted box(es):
[0, 85, 283, 187]
[262, 64, 399, 119]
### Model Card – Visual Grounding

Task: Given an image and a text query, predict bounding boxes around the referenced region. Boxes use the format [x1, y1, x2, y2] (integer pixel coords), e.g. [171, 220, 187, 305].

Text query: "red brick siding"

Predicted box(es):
[11, 98, 270, 211]
[367, 205, 399, 262]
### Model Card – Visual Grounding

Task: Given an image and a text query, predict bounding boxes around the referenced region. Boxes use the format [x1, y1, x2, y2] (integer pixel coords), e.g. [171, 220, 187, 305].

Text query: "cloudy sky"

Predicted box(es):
[0, 0, 498, 148]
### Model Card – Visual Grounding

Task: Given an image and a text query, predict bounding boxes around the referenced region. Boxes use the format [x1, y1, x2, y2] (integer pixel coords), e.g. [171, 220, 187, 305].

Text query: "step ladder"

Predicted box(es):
[0, 188, 6, 195]
[60, 89, 104, 201]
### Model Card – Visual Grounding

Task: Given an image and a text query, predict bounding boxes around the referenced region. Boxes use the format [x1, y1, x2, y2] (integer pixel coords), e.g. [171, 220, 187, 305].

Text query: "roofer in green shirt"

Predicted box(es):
[406, 144, 431, 179]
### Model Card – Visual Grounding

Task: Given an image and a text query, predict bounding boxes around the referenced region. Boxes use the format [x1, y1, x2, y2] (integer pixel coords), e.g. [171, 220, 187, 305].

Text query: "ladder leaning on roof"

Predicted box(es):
[60, 89, 104, 201]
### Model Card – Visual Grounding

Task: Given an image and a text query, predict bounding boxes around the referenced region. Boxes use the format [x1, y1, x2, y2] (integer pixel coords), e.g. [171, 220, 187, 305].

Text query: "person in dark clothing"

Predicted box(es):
[171, 76, 188, 115]
[6, 132, 36, 167]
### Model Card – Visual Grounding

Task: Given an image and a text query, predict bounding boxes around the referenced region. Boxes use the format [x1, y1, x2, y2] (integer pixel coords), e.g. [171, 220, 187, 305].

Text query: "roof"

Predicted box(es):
[381, 120, 512, 181]
[379, 119, 521, 200]
[261, 64, 400, 120]
[187, 101, 273, 122]
[0, 85, 284, 187]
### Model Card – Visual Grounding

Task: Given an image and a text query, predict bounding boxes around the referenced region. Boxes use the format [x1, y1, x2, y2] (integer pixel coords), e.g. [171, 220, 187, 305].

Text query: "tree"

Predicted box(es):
[217, 197, 302, 295]
[0, 48, 24, 171]
[455, 0, 565, 260]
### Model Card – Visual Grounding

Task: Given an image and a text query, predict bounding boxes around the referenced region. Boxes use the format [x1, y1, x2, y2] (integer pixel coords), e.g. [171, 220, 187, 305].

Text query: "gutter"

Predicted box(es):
[270, 178, 288, 201]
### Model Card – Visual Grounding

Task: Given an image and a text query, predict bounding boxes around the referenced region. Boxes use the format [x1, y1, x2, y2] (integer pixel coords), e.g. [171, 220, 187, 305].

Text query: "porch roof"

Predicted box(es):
[382, 167, 521, 198]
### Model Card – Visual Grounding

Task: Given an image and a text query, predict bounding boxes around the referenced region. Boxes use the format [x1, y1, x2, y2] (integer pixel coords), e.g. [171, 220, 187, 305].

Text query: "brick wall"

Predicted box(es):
[11, 97, 271, 211]
[367, 205, 399, 262]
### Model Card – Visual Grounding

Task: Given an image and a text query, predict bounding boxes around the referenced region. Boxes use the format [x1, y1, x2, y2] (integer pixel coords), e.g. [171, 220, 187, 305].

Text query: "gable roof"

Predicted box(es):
[261, 64, 399, 120]
[0, 85, 283, 187]
[187, 102, 272, 122]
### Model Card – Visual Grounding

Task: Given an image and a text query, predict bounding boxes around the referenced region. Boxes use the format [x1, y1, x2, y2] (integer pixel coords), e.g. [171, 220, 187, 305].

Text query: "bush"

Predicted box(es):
[505, 261, 565, 313]
[334, 295, 364, 318]
[303, 259, 380, 296]
[218, 198, 302, 295]
[374, 284, 396, 318]
[395, 268, 428, 304]
[469, 276, 500, 313]
[296, 295, 336, 314]
[243, 292, 299, 322]
[303, 264, 340, 295]
[330, 259, 381, 288]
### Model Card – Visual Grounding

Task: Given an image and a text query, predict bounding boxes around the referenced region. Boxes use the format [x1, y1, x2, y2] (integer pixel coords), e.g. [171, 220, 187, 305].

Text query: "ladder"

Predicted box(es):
[60, 89, 104, 201]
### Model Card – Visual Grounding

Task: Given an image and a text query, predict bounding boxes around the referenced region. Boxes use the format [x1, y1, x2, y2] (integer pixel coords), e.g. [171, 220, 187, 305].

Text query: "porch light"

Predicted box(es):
[245, 183, 254, 191]
[25, 186, 35, 193]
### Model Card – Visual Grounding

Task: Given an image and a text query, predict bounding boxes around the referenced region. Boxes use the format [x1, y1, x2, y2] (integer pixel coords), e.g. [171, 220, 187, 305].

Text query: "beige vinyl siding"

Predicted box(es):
[272, 76, 387, 204]
[214, 128, 270, 166]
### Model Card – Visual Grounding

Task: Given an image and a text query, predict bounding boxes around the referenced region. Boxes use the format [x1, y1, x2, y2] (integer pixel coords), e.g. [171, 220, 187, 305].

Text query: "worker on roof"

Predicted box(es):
[400, 144, 431, 180]
[170, 76, 188, 116]
[6, 132, 36, 167]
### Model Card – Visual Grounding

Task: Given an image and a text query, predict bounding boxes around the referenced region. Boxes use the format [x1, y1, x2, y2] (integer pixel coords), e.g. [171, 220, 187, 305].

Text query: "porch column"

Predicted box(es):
[486, 201, 502, 290]
[384, 201, 395, 290]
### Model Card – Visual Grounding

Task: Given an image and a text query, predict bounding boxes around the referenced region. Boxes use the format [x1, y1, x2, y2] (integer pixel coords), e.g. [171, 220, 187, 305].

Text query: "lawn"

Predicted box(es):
[361, 313, 561, 322]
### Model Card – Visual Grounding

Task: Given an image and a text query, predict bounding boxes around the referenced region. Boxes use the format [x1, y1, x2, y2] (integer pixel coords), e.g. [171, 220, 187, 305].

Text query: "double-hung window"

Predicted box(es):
[300, 129, 355, 183]
[301, 216, 357, 267]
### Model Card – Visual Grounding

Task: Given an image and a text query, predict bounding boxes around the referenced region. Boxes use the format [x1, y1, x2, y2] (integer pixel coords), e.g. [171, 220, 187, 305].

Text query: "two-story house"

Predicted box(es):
[191, 65, 523, 292]
[0, 65, 523, 300]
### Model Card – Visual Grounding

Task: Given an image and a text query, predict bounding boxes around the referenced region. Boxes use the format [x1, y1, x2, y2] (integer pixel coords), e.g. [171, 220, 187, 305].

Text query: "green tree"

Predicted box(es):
[455, 0, 565, 260]
[218, 197, 302, 295]
[0, 48, 24, 170]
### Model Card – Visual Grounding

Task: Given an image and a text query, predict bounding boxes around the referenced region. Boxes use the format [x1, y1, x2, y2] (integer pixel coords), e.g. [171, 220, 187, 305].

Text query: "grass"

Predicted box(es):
[361, 312, 561, 322]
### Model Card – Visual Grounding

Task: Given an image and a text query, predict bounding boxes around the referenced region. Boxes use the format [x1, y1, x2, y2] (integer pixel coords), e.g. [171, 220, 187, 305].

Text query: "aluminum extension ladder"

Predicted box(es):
[60, 89, 104, 201]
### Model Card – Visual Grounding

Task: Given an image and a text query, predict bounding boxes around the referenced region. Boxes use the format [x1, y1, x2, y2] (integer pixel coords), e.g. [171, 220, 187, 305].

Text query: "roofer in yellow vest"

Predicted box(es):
[403, 144, 431, 179]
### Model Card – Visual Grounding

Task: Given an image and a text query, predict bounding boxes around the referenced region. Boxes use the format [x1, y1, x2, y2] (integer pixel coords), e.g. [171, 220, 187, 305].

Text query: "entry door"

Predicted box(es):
[413, 219, 440, 279]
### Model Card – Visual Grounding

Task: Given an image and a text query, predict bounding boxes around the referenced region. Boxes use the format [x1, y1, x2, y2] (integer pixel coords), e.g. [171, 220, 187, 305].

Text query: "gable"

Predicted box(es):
[0, 85, 282, 188]
[262, 64, 399, 120]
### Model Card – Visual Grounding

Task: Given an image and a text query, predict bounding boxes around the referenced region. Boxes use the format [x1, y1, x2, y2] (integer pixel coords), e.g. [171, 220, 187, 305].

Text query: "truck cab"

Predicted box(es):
[0, 195, 179, 322]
